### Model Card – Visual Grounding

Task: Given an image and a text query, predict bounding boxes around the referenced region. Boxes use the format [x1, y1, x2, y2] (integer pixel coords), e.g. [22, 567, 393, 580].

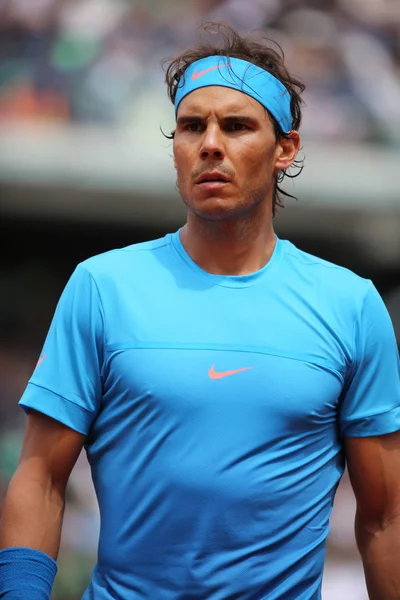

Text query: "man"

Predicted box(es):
[1, 22, 400, 600]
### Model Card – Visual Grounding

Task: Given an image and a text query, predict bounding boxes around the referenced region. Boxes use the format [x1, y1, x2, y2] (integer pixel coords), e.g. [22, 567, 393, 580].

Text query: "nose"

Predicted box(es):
[199, 124, 225, 161]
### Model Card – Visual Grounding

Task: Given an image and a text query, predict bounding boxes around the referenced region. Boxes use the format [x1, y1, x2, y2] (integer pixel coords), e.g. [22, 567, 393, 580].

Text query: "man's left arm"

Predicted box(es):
[345, 432, 400, 600]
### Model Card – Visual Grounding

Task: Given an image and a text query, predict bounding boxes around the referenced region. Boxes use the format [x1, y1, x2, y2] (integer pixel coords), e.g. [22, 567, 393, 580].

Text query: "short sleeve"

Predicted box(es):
[19, 264, 104, 435]
[340, 282, 400, 437]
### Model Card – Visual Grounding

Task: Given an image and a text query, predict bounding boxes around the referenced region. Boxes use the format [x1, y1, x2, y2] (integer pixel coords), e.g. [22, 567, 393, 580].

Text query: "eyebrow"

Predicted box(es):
[176, 115, 260, 127]
[224, 115, 259, 127]
[176, 115, 203, 127]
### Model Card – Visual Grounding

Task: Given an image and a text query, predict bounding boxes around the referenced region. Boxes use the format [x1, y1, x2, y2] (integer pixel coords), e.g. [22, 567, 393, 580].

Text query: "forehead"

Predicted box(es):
[177, 86, 269, 120]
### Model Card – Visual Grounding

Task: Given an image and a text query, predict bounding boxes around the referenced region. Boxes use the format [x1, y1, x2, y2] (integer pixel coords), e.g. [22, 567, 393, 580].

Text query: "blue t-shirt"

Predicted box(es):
[20, 232, 400, 600]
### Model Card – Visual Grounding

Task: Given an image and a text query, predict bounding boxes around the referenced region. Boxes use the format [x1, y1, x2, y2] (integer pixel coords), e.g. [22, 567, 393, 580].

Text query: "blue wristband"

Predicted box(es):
[0, 547, 57, 599]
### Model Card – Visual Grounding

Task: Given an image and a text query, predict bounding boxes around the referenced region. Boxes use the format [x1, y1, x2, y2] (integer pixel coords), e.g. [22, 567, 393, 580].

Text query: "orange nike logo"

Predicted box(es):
[192, 64, 228, 81]
[208, 364, 254, 380]
[36, 352, 46, 368]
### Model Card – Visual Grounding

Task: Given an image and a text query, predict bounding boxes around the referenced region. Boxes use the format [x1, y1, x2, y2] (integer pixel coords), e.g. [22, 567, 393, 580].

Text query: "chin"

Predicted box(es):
[190, 200, 247, 222]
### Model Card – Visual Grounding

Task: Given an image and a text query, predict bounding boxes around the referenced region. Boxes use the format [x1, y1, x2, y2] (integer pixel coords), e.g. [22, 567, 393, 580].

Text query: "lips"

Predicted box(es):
[195, 171, 230, 184]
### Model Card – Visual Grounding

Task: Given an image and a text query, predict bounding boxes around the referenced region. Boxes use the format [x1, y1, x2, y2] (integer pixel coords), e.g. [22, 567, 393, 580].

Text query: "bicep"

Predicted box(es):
[18, 409, 85, 492]
[345, 432, 400, 524]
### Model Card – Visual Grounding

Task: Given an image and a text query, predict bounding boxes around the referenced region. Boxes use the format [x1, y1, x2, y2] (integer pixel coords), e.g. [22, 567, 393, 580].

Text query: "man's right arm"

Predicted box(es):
[0, 409, 85, 559]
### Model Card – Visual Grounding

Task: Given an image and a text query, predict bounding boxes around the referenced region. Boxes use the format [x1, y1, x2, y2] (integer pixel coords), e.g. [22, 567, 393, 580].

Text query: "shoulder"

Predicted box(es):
[281, 239, 372, 302]
[279, 239, 378, 332]
[75, 235, 172, 281]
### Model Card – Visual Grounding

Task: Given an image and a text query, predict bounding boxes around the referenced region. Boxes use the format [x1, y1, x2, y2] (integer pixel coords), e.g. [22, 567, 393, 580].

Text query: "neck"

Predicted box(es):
[180, 204, 276, 276]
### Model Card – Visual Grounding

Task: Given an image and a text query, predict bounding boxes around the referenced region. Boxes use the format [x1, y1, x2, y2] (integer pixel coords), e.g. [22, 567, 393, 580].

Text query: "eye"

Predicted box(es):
[230, 123, 248, 131]
[186, 123, 203, 132]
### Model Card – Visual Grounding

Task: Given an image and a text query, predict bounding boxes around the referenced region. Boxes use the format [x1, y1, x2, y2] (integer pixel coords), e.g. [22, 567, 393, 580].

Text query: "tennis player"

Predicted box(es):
[1, 23, 399, 600]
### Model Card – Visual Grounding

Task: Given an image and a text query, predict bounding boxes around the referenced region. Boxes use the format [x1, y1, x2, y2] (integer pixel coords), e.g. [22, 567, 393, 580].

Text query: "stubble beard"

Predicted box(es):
[177, 179, 272, 224]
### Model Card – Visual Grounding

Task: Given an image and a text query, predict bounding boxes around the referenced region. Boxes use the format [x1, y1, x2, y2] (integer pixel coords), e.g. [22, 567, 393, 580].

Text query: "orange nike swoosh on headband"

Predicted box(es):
[208, 364, 254, 380]
[192, 64, 228, 81]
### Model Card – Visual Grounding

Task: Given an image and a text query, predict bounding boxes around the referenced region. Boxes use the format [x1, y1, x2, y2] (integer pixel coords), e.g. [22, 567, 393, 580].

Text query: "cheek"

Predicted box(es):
[174, 145, 192, 175]
[175, 157, 192, 192]
[237, 144, 275, 183]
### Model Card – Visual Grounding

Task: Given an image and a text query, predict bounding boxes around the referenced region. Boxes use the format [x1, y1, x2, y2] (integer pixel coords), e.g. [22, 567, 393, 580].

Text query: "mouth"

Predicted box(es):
[195, 171, 231, 185]
[195, 172, 231, 190]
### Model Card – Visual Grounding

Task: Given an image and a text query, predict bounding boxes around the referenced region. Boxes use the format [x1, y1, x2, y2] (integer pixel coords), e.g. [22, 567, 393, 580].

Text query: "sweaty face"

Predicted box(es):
[173, 86, 284, 221]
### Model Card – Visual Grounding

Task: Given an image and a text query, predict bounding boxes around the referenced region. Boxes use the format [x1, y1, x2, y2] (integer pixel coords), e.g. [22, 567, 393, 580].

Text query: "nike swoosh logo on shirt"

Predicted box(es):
[36, 352, 46, 368]
[208, 365, 254, 380]
[192, 65, 228, 80]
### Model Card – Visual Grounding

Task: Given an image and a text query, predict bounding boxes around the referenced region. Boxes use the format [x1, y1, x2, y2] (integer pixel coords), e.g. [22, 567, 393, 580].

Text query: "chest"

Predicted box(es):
[99, 284, 346, 437]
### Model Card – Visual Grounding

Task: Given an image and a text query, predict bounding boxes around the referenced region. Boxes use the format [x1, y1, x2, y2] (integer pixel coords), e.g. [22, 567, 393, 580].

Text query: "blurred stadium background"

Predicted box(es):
[0, 0, 399, 598]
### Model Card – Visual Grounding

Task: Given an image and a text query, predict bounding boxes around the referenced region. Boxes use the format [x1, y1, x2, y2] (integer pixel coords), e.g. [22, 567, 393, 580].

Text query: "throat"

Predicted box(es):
[180, 219, 276, 276]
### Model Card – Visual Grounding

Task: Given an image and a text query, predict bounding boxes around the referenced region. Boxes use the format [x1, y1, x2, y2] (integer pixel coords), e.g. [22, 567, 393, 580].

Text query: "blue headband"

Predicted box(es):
[174, 56, 293, 133]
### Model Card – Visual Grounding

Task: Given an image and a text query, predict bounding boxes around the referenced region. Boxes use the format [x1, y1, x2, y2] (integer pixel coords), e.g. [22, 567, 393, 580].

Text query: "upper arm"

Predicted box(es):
[340, 283, 400, 524]
[17, 409, 85, 493]
[19, 264, 104, 435]
[345, 432, 400, 525]
[339, 283, 400, 439]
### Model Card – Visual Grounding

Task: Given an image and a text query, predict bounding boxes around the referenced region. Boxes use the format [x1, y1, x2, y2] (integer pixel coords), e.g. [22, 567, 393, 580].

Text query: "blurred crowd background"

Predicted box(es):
[0, 0, 399, 598]
[0, 0, 400, 143]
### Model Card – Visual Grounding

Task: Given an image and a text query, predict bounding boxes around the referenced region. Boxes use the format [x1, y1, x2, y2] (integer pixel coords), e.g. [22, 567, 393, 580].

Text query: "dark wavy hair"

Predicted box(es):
[163, 22, 305, 216]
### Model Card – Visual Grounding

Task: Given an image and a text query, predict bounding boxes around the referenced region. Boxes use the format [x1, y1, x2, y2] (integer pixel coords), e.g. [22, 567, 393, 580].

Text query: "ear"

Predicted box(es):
[173, 154, 177, 169]
[274, 131, 301, 172]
